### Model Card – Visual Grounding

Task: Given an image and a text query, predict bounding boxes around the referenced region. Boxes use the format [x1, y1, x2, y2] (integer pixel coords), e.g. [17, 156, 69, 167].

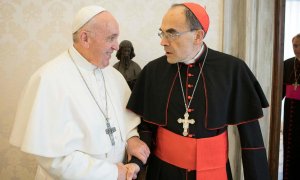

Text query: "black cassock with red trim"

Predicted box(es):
[127, 44, 270, 180]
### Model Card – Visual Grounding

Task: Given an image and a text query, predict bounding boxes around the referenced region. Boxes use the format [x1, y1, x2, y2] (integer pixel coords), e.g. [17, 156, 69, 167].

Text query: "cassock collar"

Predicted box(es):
[69, 46, 98, 71]
[180, 43, 207, 66]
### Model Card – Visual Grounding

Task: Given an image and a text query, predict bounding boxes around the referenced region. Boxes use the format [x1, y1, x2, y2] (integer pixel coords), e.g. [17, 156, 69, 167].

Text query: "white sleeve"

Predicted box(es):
[36, 151, 118, 180]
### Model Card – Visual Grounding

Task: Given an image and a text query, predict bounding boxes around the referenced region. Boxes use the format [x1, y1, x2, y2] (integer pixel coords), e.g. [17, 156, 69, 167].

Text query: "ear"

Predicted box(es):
[79, 30, 90, 48]
[194, 29, 205, 44]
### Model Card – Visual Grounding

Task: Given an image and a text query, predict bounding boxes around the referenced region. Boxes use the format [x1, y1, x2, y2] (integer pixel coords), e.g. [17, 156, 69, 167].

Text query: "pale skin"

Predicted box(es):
[73, 11, 150, 180]
[159, 6, 205, 64]
[73, 11, 119, 68]
[117, 162, 140, 180]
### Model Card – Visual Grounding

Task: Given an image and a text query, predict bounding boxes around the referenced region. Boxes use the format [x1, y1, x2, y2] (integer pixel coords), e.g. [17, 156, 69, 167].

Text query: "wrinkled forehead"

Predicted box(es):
[85, 13, 118, 40]
[161, 6, 188, 31]
[91, 12, 118, 29]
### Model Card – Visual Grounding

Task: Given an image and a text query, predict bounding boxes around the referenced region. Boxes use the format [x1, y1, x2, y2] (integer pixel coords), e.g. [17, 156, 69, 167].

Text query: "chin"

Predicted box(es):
[103, 62, 110, 68]
[166, 57, 179, 64]
[99, 59, 110, 68]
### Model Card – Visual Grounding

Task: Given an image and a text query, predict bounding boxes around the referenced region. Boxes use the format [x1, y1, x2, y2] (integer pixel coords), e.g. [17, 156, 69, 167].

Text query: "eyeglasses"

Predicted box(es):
[158, 30, 193, 40]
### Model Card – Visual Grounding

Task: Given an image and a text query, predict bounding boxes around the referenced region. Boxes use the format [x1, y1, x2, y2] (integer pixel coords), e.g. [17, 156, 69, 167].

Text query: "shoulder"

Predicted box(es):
[103, 66, 131, 98]
[137, 56, 169, 78]
[207, 48, 247, 68]
[284, 57, 294, 64]
[144, 56, 168, 69]
[31, 51, 70, 81]
[103, 66, 129, 86]
[104, 66, 125, 79]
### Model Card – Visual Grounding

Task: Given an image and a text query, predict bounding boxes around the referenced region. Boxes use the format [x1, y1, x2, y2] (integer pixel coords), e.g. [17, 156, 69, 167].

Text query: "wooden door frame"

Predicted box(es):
[268, 0, 285, 179]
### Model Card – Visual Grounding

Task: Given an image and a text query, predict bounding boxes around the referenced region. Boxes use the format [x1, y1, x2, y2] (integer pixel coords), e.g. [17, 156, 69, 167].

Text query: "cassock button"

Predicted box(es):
[188, 84, 193, 88]
[188, 108, 194, 112]
[189, 64, 194, 68]
[188, 96, 192, 100]
[188, 73, 194, 77]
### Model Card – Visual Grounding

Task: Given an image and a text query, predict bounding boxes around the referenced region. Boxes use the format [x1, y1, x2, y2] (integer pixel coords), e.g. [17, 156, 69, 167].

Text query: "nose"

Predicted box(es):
[160, 37, 169, 46]
[113, 41, 119, 51]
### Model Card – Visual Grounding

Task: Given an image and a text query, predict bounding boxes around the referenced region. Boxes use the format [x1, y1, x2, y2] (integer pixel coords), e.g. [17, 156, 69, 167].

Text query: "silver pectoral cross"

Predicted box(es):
[177, 112, 195, 136]
[293, 82, 298, 90]
[105, 119, 116, 146]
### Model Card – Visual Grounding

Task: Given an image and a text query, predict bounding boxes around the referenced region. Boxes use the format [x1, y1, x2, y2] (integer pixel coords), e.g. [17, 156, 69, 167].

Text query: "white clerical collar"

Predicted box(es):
[181, 44, 205, 64]
[69, 46, 98, 71]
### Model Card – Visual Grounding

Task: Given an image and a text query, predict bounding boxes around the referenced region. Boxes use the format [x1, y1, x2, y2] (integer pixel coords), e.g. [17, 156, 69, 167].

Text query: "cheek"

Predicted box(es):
[94, 38, 108, 49]
[103, 42, 113, 50]
[173, 42, 185, 53]
[177, 43, 193, 56]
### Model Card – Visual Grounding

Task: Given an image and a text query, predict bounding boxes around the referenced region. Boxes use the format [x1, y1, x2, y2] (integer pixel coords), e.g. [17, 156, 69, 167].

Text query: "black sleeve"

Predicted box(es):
[138, 120, 157, 150]
[237, 120, 270, 180]
[128, 120, 157, 170]
[128, 156, 144, 170]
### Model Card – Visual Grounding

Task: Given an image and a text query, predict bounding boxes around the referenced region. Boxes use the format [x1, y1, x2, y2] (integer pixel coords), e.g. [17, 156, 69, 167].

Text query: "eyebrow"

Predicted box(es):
[159, 28, 178, 33]
[109, 33, 119, 38]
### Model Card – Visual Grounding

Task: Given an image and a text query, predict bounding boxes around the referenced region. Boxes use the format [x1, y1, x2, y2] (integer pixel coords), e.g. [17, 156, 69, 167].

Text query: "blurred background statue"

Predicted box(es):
[114, 40, 141, 90]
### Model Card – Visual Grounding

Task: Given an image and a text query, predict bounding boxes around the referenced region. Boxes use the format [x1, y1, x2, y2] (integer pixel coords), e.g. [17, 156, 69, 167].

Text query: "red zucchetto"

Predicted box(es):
[183, 2, 210, 34]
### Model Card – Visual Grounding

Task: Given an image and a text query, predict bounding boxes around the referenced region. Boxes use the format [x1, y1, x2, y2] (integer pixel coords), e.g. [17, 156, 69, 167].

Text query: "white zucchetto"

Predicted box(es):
[72, 5, 106, 33]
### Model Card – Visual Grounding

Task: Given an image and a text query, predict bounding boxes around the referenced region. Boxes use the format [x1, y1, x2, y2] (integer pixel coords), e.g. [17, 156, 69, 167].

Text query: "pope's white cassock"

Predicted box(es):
[10, 46, 140, 180]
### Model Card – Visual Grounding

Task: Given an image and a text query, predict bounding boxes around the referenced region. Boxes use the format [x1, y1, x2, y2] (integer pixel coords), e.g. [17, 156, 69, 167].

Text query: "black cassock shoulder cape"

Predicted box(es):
[127, 47, 269, 128]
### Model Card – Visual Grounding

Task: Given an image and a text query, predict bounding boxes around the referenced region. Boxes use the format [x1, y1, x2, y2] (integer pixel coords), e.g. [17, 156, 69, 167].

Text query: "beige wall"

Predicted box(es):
[0, 0, 223, 179]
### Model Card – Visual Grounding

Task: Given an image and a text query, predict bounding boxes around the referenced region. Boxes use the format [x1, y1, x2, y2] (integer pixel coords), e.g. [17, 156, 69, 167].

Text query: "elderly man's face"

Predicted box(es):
[159, 6, 197, 64]
[88, 12, 120, 68]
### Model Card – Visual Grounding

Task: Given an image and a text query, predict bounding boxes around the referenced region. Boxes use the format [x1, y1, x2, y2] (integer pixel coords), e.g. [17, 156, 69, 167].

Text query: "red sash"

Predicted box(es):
[286, 84, 300, 100]
[154, 127, 228, 180]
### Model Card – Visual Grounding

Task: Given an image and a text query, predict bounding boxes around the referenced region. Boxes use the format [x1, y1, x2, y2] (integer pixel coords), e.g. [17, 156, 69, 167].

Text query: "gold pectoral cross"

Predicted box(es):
[177, 112, 195, 136]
